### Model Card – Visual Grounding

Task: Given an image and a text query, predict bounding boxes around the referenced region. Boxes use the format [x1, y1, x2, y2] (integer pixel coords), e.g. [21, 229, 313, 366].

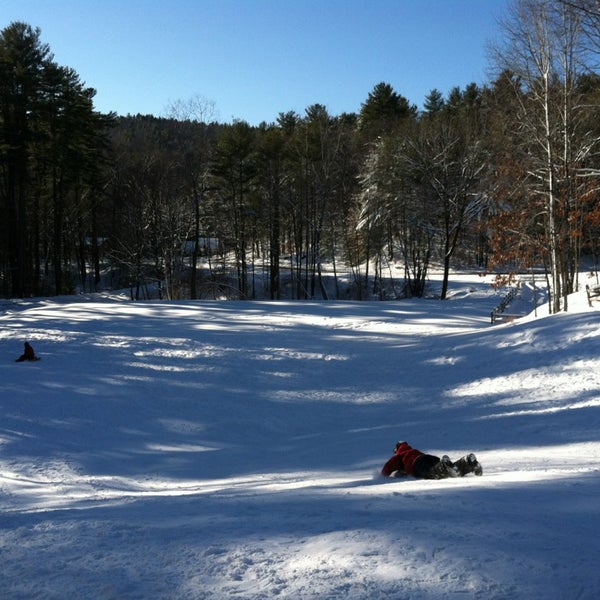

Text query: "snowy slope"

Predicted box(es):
[1, 273, 599, 599]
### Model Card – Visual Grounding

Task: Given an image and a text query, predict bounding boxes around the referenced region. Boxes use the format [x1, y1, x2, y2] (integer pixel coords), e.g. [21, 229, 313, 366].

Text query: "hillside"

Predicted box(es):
[1, 273, 599, 599]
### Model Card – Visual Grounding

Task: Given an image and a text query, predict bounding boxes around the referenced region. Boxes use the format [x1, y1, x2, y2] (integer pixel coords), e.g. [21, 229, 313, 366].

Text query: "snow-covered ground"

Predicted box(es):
[1, 273, 599, 599]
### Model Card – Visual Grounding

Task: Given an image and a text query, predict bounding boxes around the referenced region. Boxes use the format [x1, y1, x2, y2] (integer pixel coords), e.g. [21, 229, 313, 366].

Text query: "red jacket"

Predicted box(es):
[381, 442, 424, 476]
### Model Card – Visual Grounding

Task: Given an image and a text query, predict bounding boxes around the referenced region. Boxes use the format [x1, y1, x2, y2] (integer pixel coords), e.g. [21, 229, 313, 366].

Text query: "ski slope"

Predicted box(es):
[1, 273, 599, 599]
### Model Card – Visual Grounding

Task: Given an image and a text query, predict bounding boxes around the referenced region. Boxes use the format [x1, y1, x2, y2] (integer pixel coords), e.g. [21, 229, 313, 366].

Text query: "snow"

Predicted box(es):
[1, 272, 599, 599]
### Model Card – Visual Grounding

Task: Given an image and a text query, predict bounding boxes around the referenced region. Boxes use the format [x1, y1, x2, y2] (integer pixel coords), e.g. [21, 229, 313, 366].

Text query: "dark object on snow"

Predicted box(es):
[381, 441, 482, 479]
[16, 342, 40, 362]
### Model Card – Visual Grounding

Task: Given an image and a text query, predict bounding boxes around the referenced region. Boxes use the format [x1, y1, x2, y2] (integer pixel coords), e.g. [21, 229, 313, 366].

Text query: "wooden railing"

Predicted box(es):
[491, 285, 520, 324]
[586, 284, 600, 307]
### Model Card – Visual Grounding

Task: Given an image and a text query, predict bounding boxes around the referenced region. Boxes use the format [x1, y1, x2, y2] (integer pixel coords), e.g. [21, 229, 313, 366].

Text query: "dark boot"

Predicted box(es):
[454, 453, 483, 476]
[429, 455, 459, 479]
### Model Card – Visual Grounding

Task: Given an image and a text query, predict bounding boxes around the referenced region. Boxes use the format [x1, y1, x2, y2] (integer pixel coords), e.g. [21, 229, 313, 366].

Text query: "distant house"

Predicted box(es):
[182, 237, 220, 255]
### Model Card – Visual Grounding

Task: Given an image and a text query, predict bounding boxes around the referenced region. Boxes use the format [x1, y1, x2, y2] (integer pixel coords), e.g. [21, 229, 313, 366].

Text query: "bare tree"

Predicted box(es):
[165, 95, 217, 299]
[492, 0, 596, 312]
[402, 114, 487, 299]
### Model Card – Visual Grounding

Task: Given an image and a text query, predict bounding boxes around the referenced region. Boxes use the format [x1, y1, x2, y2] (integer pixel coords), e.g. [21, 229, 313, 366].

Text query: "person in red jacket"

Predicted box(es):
[381, 441, 482, 479]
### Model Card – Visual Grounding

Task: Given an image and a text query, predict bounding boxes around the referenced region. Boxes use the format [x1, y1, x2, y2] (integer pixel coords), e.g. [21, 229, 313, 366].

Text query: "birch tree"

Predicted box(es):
[493, 0, 595, 312]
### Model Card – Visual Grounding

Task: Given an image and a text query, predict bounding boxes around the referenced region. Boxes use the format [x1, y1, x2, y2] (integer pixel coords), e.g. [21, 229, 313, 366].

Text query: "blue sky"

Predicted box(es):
[2, 0, 509, 124]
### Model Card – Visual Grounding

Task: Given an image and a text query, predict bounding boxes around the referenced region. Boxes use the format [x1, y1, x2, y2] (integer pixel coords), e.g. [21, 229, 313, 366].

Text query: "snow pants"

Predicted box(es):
[413, 454, 444, 479]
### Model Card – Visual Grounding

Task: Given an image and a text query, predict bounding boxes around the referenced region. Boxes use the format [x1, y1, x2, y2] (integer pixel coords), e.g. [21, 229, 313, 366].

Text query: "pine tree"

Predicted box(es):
[0, 23, 50, 296]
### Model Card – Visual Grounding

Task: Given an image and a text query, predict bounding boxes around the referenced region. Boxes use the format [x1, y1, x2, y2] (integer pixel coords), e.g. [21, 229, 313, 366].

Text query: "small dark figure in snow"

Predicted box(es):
[381, 441, 482, 479]
[16, 342, 39, 362]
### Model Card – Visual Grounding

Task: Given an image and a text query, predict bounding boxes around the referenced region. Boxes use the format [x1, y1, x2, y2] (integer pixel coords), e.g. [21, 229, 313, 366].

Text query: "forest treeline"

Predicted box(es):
[2, 0, 600, 310]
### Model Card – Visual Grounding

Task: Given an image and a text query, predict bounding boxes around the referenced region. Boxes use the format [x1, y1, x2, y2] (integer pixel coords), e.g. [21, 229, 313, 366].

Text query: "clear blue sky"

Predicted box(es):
[2, 0, 509, 124]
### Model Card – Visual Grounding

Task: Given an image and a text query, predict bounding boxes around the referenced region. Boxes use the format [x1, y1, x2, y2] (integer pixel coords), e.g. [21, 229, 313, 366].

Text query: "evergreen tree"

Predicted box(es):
[0, 22, 110, 297]
[423, 88, 445, 114]
[359, 82, 416, 136]
[210, 120, 257, 297]
[0, 23, 50, 296]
